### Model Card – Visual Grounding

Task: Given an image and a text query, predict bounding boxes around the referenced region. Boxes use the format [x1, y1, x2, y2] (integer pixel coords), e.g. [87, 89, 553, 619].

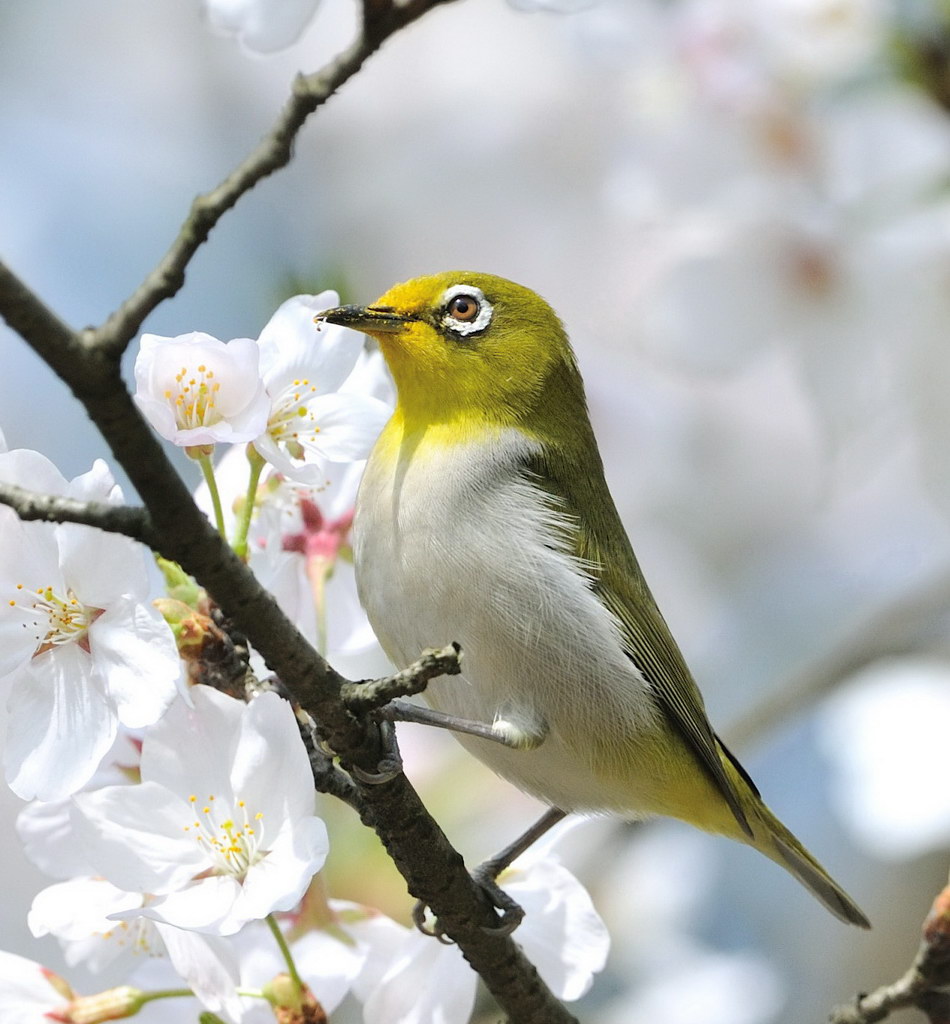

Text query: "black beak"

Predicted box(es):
[315, 304, 410, 334]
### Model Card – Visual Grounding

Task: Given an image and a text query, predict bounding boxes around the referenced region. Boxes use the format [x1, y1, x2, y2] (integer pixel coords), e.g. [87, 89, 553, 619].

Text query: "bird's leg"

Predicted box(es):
[474, 805, 569, 881]
[377, 698, 548, 749]
[412, 806, 569, 940]
[469, 806, 568, 936]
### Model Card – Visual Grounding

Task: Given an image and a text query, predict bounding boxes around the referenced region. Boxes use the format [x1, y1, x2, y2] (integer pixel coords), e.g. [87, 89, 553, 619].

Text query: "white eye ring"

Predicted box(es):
[440, 285, 493, 336]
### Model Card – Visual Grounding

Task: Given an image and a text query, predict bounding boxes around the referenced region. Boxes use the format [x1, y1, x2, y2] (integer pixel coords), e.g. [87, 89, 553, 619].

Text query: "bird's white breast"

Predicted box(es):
[353, 426, 662, 812]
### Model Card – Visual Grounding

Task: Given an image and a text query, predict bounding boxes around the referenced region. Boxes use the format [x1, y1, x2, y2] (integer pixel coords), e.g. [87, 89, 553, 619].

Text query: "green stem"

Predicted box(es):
[136, 988, 271, 1008]
[266, 912, 304, 996]
[197, 453, 227, 538]
[137, 988, 195, 1005]
[232, 445, 266, 559]
[236, 988, 269, 1000]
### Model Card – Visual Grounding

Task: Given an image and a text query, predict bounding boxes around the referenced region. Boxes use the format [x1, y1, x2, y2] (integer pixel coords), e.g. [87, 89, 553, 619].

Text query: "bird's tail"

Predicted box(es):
[751, 801, 871, 929]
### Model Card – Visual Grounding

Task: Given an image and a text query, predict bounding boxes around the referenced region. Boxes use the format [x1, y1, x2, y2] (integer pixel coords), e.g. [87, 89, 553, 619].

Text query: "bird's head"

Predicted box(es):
[318, 272, 580, 431]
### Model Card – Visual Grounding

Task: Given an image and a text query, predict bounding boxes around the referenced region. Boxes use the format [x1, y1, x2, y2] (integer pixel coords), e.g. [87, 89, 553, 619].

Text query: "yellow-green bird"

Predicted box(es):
[320, 271, 869, 929]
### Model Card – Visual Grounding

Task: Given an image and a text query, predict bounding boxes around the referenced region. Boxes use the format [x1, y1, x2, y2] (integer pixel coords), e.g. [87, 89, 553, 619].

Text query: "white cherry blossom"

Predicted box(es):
[253, 292, 392, 484]
[133, 332, 270, 448]
[72, 686, 329, 936]
[0, 950, 73, 1024]
[0, 451, 181, 800]
[28, 875, 243, 1020]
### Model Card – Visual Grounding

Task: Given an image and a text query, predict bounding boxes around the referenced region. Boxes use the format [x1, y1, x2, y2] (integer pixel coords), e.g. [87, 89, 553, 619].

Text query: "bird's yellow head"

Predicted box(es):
[319, 272, 582, 433]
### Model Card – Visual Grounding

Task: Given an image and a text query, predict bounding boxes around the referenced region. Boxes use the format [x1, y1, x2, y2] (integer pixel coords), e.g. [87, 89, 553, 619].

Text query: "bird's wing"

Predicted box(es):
[523, 443, 755, 838]
[596, 584, 755, 837]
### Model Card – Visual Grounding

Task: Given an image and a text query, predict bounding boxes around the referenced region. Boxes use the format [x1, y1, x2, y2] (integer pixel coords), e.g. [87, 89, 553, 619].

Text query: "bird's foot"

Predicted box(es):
[411, 869, 525, 941]
[349, 721, 403, 784]
[470, 863, 526, 936]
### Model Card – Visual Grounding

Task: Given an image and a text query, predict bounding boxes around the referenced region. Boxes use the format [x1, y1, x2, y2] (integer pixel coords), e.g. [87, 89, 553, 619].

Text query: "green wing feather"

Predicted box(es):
[520, 421, 755, 839]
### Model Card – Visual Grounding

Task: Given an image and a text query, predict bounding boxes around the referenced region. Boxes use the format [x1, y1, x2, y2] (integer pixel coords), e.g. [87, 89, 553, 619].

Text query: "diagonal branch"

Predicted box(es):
[0, 261, 577, 1023]
[93, 0, 460, 357]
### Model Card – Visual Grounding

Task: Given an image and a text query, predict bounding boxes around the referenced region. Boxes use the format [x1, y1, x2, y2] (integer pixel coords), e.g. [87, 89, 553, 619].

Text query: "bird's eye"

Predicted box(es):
[446, 294, 480, 322]
[439, 285, 493, 337]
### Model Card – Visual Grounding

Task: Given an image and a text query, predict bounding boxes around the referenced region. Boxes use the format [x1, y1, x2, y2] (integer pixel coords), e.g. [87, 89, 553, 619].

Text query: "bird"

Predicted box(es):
[318, 271, 870, 929]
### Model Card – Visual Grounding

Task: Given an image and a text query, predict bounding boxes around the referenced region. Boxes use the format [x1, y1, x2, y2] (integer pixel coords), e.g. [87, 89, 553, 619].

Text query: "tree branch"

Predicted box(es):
[92, 0, 460, 357]
[830, 883, 950, 1024]
[341, 642, 463, 712]
[0, 8, 580, 1015]
[0, 482, 154, 546]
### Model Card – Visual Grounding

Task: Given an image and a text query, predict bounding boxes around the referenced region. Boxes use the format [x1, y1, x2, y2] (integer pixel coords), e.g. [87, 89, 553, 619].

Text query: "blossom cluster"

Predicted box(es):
[0, 291, 609, 1022]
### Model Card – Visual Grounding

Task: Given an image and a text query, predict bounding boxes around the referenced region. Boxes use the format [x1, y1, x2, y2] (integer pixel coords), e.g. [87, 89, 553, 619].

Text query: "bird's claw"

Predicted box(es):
[412, 900, 456, 944]
[349, 721, 403, 785]
[411, 868, 525, 942]
[470, 863, 525, 936]
[349, 757, 402, 784]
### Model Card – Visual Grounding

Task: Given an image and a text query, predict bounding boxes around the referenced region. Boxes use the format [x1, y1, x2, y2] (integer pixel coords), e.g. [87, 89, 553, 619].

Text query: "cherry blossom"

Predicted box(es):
[252, 292, 392, 485]
[133, 332, 270, 449]
[0, 451, 181, 800]
[72, 686, 329, 936]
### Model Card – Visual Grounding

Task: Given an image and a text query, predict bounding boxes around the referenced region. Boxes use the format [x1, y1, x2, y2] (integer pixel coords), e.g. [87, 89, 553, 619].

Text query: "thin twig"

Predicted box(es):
[830, 884, 950, 1023]
[341, 642, 463, 712]
[92, 0, 460, 357]
[0, 482, 155, 545]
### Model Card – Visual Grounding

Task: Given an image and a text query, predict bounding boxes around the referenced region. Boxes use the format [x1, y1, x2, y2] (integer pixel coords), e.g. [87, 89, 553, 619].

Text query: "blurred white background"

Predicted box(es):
[3, 0, 950, 1021]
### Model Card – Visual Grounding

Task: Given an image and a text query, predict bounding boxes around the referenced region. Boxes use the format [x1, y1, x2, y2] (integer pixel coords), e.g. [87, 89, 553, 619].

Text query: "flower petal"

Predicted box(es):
[505, 859, 609, 1001]
[66, 458, 122, 504]
[60, 529, 149, 608]
[72, 781, 207, 894]
[0, 950, 64, 1021]
[87, 597, 182, 728]
[0, 513, 61, 677]
[291, 392, 391, 463]
[140, 687, 243, 799]
[131, 875, 244, 934]
[155, 921, 243, 1019]
[231, 691, 316, 821]
[258, 294, 362, 397]
[362, 931, 476, 1024]
[4, 646, 116, 800]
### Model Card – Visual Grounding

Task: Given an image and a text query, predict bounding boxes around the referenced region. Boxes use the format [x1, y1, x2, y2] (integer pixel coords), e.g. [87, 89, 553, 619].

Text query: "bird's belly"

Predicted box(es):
[354, 430, 670, 814]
